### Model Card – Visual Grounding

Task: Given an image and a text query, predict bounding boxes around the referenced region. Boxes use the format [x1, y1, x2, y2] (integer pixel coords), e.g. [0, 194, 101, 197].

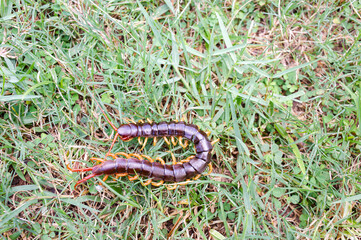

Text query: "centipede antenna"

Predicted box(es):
[67, 164, 93, 172]
[91, 95, 118, 131]
[106, 132, 119, 156]
[76, 76, 119, 131]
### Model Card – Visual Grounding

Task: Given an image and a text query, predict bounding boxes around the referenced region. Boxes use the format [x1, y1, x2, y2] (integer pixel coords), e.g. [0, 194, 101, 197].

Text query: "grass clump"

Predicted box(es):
[1, 0, 361, 239]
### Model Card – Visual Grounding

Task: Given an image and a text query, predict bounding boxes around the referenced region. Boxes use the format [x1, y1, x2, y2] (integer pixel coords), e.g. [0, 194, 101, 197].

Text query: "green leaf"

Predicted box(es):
[290, 195, 300, 204]
[261, 143, 270, 152]
[274, 151, 283, 165]
[248, 65, 271, 78]
[184, 46, 206, 58]
[273, 199, 282, 209]
[272, 187, 286, 198]
[276, 90, 305, 103]
[163, 0, 175, 15]
[14, 167, 26, 182]
[210, 229, 226, 240]
[9, 185, 40, 195]
[333, 194, 361, 204]
[212, 43, 247, 56]
[0, 95, 42, 101]
[215, 12, 237, 63]
[138, 1, 163, 47]
[275, 123, 306, 175]
[288, 139, 306, 175]
[227, 212, 236, 220]
[22, 81, 52, 99]
[0, 199, 38, 228]
[272, 60, 319, 78]
[228, 93, 250, 156]
[61, 198, 99, 213]
[9, 232, 21, 240]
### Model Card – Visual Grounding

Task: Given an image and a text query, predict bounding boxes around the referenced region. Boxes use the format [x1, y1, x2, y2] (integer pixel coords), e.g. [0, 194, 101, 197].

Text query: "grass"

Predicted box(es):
[1, 0, 361, 239]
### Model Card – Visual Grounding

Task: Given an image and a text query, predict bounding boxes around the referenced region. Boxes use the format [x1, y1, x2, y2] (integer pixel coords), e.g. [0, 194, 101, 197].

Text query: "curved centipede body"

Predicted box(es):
[68, 122, 213, 189]
[117, 121, 212, 153]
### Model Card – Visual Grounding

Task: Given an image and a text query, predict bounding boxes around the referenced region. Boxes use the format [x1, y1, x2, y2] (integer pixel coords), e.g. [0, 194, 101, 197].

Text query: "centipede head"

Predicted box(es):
[117, 124, 137, 141]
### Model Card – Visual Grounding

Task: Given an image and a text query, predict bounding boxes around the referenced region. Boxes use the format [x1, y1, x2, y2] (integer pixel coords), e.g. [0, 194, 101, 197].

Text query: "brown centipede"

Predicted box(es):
[68, 121, 213, 189]
[67, 96, 214, 189]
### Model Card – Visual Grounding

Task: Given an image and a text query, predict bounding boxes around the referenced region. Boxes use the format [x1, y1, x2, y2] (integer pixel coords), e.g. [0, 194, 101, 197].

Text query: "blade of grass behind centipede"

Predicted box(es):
[137, 1, 192, 94]
[227, 93, 250, 157]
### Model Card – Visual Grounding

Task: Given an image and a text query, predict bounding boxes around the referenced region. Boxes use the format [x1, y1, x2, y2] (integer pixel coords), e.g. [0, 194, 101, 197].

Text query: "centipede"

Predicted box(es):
[68, 121, 213, 190]
[67, 95, 215, 190]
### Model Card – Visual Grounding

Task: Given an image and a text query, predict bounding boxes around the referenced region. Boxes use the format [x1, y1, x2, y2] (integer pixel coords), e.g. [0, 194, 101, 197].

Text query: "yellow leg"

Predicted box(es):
[141, 179, 153, 186]
[204, 163, 213, 176]
[128, 175, 138, 181]
[151, 180, 164, 187]
[142, 154, 154, 163]
[168, 151, 177, 165]
[114, 152, 131, 158]
[211, 139, 220, 145]
[163, 136, 171, 145]
[168, 151, 194, 165]
[102, 175, 109, 182]
[107, 153, 118, 160]
[180, 155, 194, 163]
[153, 137, 157, 146]
[97, 175, 109, 186]
[178, 136, 188, 148]
[129, 153, 143, 160]
[123, 138, 134, 142]
[155, 157, 165, 165]
[140, 137, 148, 151]
[171, 136, 177, 146]
[124, 117, 136, 124]
[166, 184, 177, 190]
[116, 173, 128, 178]
[193, 174, 201, 180]
[178, 180, 191, 186]
[90, 157, 105, 164]
[138, 137, 144, 146]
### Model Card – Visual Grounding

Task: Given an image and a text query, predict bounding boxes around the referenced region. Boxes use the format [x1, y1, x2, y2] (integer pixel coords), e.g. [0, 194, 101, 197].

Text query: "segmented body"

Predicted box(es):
[93, 122, 212, 182]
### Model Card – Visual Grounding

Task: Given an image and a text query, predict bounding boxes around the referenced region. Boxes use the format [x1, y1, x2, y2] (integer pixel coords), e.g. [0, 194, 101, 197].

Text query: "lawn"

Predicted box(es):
[1, 0, 361, 239]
